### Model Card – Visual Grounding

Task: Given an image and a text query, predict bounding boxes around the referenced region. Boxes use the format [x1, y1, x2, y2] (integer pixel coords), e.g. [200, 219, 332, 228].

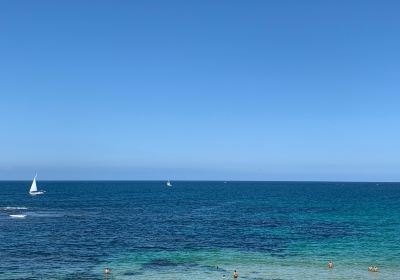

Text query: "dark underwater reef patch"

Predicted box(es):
[59, 272, 103, 280]
[123, 271, 144, 276]
[141, 258, 202, 271]
[143, 258, 179, 268]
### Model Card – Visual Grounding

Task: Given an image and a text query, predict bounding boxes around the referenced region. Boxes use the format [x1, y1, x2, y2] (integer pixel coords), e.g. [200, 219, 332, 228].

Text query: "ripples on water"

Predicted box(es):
[0, 181, 399, 279]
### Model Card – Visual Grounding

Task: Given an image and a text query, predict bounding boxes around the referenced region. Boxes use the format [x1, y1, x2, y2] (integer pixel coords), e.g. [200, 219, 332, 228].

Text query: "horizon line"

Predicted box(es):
[0, 179, 399, 183]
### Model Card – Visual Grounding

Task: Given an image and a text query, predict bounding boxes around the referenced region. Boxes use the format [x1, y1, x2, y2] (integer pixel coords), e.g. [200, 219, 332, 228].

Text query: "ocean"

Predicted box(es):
[0, 181, 399, 279]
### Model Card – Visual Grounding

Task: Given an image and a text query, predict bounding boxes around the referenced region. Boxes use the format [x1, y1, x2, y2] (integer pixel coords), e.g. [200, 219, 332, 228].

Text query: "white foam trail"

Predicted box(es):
[9, 214, 27, 219]
[2, 207, 28, 210]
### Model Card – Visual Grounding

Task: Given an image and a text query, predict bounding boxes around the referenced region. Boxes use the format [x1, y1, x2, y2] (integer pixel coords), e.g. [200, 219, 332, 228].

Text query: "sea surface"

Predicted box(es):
[0, 181, 399, 280]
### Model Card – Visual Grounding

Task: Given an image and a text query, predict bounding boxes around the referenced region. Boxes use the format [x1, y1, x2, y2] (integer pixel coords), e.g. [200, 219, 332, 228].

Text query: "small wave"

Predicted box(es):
[2, 207, 28, 210]
[9, 214, 27, 219]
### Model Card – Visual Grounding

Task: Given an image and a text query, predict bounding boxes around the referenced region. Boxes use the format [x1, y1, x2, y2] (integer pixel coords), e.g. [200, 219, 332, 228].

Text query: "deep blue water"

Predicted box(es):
[0, 181, 399, 279]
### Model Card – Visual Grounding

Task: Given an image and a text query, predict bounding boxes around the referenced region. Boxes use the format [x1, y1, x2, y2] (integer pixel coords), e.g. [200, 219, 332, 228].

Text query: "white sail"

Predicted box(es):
[29, 175, 38, 193]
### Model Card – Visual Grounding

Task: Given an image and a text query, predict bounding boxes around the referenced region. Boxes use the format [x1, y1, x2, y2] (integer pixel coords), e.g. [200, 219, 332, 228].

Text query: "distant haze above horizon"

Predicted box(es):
[1, 1, 400, 181]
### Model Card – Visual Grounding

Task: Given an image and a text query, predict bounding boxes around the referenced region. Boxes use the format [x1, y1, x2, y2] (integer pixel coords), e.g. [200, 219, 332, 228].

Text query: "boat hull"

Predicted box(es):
[29, 191, 45, 195]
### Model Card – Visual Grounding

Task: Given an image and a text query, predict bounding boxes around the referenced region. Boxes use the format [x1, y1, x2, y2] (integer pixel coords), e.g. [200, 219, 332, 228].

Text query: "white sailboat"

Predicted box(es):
[166, 180, 172, 187]
[29, 174, 45, 195]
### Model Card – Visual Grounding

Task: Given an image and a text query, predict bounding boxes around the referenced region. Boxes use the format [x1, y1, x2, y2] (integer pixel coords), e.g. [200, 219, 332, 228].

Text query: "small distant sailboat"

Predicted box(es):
[166, 180, 172, 187]
[29, 174, 45, 195]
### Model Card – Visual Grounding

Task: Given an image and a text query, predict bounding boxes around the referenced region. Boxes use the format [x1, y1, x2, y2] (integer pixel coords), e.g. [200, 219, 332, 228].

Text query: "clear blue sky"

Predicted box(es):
[1, 0, 399, 181]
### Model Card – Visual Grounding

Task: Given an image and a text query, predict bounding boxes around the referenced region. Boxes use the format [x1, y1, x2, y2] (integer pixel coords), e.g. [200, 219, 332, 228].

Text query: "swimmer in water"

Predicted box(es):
[104, 267, 111, 274]
[368, 266, 379, 272]
[233, 270, 238, 279]
[327, 261, 333, 269]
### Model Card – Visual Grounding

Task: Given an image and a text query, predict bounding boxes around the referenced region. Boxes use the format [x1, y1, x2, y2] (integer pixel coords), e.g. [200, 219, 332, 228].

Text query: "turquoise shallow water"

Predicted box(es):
[0, 181, 399, 279]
